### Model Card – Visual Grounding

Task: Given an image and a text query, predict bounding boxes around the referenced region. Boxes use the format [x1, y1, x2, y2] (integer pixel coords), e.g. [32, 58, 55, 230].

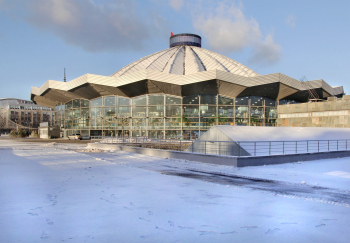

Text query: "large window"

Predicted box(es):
[117, 107, 130, 117]
[200, 106, 216, 117]
[235, 106, 249, 118]
[132, 96, 147, 106]
[149, 118, 164, 129]
[91, 98, 102, 107]
[73, 99, 80, 108]
[251, 96, 263, 106]
[118, 97, 131, 106]
[183, 95, 199, 104]
[104, 107, 116, 118]
[117, 118, 130, 129]
[218, 106, 234, 117]
[166, 96, 181, 105]
[250, 107, 264, 118]
[103, 96, 116, 106]
[236, 97, 249, 106]
[183, 106, 199, 117]
[132, 106, 146, 117]
[165, 118, 181, 129]
[148, 95, 164, 105]
[166, 106, 181, 117]
[218, 96, 234, 105]
[132, 118, 146, 129]
[200, 94, 217, 105]
[65, 101, 72, 109]
[148, 106, 164, 117]
[61, 94, 279, 138]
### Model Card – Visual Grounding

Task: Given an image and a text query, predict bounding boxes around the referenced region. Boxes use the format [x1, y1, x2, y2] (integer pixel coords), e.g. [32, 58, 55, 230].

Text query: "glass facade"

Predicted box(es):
[55, 94, 277, 138]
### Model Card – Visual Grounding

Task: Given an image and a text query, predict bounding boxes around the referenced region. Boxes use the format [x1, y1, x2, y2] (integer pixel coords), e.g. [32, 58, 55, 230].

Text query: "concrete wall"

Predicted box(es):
[236, 151, 350, 167]
[87, 143, 239, 166]
[87, 143, 350, 167]
[277, 95, 350, 127]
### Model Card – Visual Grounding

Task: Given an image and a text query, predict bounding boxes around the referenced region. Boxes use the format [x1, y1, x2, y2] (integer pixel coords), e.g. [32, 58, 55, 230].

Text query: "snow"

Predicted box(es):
[1, 139, 350, 242]
[190, 126, 350, 156]
[206, 126, 350, 142]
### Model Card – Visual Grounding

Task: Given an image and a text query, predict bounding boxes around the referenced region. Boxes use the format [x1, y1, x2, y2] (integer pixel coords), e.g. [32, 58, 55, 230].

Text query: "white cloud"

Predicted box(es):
[250, 34, 282, 66]
[8, 0, 166, 52]
[169, 0, 184, 11]
[33, 0, 79, 27]
[0, 0, 8, 9]
[193, 1, 281, 65]
[285, 14, 296, 28]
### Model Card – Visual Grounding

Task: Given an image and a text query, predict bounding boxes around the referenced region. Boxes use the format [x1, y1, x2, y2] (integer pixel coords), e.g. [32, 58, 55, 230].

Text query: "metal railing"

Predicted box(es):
[186, 139, 350, 157]
[93, 136, 350, 157]
[91, 136, 194, 151]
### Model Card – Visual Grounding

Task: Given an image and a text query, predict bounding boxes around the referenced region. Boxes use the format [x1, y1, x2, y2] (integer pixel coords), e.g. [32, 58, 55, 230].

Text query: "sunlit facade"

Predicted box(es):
[0, 98, 54, 133]
[31, 33, 344, 138]
[54, 94, 280, 138]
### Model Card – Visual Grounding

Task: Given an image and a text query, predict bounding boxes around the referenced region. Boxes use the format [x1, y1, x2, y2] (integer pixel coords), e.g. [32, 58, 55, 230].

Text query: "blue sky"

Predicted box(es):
[0, 0, 349, 101]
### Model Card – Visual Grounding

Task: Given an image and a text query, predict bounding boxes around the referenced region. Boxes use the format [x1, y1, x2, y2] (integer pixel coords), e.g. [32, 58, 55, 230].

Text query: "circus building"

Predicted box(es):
[30, 33, 344, 139]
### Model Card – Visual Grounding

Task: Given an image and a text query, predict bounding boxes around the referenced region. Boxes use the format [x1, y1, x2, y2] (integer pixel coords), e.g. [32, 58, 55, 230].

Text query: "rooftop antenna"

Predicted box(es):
[64, 68, 66, 82]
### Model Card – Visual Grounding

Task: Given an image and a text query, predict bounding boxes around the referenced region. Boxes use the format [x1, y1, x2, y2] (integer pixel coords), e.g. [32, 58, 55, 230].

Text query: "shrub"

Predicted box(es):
[17, 128, 26, 138]
[31, 130, 38, 136]
[9, 129, 27, 138]
[9, 130, 17, 137]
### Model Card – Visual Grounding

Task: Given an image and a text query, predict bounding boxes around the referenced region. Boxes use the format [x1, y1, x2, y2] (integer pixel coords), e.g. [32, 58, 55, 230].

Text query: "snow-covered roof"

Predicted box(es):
[200, 126, 350, 142]
[110, 46, 260, 78]
[30, 34, 344, 107]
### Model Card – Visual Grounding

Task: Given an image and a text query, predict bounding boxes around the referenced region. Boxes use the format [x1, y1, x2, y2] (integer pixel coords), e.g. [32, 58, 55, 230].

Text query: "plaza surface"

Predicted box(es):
[0, 138, 350, 242]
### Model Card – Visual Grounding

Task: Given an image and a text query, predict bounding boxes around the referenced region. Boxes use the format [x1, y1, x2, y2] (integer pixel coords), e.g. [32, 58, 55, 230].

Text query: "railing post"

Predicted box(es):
[328, 140, 329, 151]
[205, 141, 206, 154]
[337, 140, 339, 151]
[296, 141, 297, 154]
[254, 142, 256, 156]
[237, 142, 240, 157]
[218, 141, 221, 155]
[269, 141, 271, 155]
[192, 141, 194, 153]
[180, 139, 182, 151]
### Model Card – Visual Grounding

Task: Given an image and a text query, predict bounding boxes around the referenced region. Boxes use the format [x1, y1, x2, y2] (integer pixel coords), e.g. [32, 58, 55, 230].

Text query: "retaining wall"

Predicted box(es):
[87, 143, 350, 167]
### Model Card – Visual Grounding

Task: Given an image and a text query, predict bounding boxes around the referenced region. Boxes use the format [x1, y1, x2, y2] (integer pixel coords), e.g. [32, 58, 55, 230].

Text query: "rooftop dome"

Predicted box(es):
[170, 33, 201, 47]
[110, 33, 259, 78]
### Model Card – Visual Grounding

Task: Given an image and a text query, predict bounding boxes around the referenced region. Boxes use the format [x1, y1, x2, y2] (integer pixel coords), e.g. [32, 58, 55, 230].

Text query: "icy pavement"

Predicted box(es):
[0, 140, 350, 242]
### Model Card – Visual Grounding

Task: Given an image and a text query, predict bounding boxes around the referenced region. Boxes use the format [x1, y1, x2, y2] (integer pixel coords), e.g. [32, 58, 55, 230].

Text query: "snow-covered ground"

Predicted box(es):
[1, 139, 350, 242]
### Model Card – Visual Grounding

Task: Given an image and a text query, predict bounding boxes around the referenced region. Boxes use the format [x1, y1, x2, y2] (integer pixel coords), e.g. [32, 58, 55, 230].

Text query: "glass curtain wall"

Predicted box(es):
[55, 94, 278, 139]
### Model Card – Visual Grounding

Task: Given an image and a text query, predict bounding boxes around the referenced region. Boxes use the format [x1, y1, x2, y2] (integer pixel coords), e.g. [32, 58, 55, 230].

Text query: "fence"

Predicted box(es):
[188, 139, 350, 157]
[91, 136, 194, 151]
[93, 136, 350, 157]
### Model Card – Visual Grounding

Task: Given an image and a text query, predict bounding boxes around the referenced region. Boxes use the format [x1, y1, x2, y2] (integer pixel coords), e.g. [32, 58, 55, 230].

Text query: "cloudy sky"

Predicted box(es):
[0, 0, 349, 100]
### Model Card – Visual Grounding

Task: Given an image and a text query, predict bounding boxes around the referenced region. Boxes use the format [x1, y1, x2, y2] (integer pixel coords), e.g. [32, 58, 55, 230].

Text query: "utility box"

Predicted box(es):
[39, 122, 60, 139]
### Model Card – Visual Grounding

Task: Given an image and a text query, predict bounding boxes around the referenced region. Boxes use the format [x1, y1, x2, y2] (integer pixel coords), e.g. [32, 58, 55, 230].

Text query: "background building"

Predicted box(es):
[277, 96, 350, 128]
[30, 33, 344, 138]
[0, 98, 54, 133]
